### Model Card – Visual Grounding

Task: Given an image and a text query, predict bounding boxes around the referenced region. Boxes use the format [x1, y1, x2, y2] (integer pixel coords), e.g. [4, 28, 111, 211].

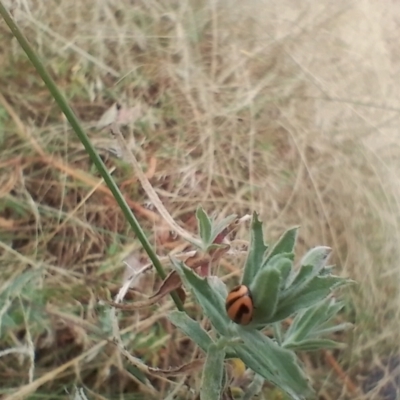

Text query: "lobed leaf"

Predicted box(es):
[285, 299, 333, 342]
[196, 206, 213, 247]
[242, 212, 268, 286]
[284, 246, 332, 292]
[300, 246, 331, 273]
[310, 322, 353, 337]
[168, 311, 214, 354]
[284, 264, 314, 295]
[231, 327, 312, 400]
[250, 267, 281, 323]
[263, 253, 294, 289]
[200, 344, 225, 400]
[271, 276, 349, 322]
[170, 258, 230, 336]
[264, 227, 299, 265]
[283, 338, 346, 352]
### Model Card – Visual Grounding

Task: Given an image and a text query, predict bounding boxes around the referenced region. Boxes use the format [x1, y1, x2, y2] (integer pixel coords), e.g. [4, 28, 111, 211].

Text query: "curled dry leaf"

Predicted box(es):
[213, 218, 241, 245]
[123, 252, 152, 290]
[149, 270, 182, 300]
[108, 297, 161, 310]
[212, 215, 250, 246]
[108, 284, 186, 311]
[110, 214, 248, 309]
[149, 253, 213, 303]
[148, 244, 231, 303]
[96, 102, 142, 130]
[96, 103, 119, 130]
[148, 358, 205, 377]
[175, 287, 186, 303]
[209, 244, 231, 264]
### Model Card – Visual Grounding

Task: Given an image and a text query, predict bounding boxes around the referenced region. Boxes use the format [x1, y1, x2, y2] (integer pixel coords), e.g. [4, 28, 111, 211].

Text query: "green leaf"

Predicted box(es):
[285, 299, 333, 342]
[170, 258, 230, 335]
[263, 254, 294, 289]
[250, 267, 281, 323]
[272, 276, 349, 322]
[264, 226, 299, 265]
[285, 264, 314, 294]
[231, 327, 312, 400]
[319, 265, 335, 276]
[208, 275, 229, 301]
[283, 299, 346, 347]
[284, 246, 332, 294]
[1, 269, 42, 297]
[273, 323, 283, 345]
[200, 343, 225, 400]
[242, 212, 268, 286]
[300, 246, 331, 273]
[283, 338, 346, 352]
[168, 311, 214, 353]
[310, 322, 353, 337]
[196, 206, 213, 246]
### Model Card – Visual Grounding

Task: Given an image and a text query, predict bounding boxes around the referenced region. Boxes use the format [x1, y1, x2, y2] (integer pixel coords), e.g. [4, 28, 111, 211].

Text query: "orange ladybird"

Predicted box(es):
[225, 285, 254, 325]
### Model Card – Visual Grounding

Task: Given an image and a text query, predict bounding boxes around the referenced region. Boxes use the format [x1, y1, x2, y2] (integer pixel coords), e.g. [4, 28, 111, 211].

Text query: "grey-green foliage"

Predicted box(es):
[200, 343, 225, 400]
[195, 206, 237, 250]
[0, 269, 45, 336]
[168, 209, 353, 400]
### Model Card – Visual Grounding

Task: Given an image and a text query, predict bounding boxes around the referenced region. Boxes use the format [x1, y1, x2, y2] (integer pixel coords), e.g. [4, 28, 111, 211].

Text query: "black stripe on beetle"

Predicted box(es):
[225, 285, 254, 325]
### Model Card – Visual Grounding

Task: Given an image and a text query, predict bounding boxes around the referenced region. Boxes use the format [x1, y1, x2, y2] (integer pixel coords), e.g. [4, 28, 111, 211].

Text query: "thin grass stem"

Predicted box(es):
[0, 2, 184, 311]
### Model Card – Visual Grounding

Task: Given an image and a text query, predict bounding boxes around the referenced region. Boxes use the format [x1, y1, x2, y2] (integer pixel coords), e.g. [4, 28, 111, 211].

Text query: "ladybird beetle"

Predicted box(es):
[225, 285, 254, 325]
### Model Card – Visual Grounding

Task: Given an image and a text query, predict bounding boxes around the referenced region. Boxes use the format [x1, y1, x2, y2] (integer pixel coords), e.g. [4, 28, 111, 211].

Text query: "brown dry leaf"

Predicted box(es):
[209, 244, 231, 262]
[108, 296, 161, 310]
[175, 287, 186, 303]
[148, 250, 211, 302]
[96, 102, 142, 130]
[186, 244, 230, 276]
[213, 217, 240, 245]
[108, 280, 186, 310]
[113, 237, 231, 308]
[149, 270, 182, 300]
[148, 251, 211, 302]
[185, 252, 211, 270]
[148, 358, 205, 376]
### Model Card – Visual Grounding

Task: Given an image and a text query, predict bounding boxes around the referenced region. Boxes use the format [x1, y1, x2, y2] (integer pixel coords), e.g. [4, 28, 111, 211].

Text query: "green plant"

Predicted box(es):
[0, 4, 354, 398]
[168, 209, 353, 400]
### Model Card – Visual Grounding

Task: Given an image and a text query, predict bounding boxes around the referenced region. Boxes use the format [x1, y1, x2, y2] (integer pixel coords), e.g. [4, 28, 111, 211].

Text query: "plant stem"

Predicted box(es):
[0, 2, 184, 311]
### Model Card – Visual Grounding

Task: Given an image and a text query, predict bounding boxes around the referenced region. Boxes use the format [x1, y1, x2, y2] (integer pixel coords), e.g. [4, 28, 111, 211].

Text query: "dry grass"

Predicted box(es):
[1, 0, 400, 399]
